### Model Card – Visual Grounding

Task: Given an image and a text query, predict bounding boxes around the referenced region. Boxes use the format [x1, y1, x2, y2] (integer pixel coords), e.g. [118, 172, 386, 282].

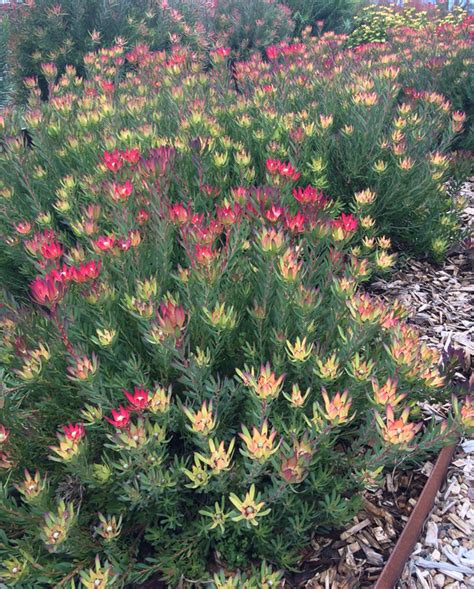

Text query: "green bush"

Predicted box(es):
[6, 0, 152, 102]
[6, 0, 294, 105]
[205, 0, 294, 58]
[0, 14, 10, 108]
[0, 37, 472, 587]
[284, 0, 361, 36]
[348, 3, 467, 46]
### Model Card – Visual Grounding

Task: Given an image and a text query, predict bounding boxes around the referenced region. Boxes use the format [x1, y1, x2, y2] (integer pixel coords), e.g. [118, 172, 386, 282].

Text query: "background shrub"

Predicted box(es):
[5, 0, 294, 104]
[205, 0, 294, 58]
[284, 0, 361, 36]
[0, 13, 9, 108]
[348, 6, 473, 150]
[347, 2, 467, 46]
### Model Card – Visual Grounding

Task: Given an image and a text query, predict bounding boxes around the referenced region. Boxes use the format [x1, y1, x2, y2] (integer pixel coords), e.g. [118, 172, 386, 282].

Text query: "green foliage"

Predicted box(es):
[284, 0, 361, 35]
[207, 0, 294, 58]
[7, 0, 150, 102]
[6, 0, 294, 105]
[346, 4, 473, 152]
[0, 23, 472, 589]
[348, 3, 467, 46]
[0, 14, 10, 108]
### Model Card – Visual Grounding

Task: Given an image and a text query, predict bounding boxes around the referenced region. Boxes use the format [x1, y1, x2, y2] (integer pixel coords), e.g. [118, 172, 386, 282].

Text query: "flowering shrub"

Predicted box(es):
[5, 0, 152, 103]
[203, 0, 294, 58]
[348, 3, 467, 46]
[5, 0, 294, 105]
[0, 35, 472, 587]
[1, 22, 470, 262]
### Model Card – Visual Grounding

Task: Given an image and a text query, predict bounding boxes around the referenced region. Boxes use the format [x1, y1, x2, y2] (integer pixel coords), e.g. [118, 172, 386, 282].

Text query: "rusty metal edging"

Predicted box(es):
[374, 442, 458, 589]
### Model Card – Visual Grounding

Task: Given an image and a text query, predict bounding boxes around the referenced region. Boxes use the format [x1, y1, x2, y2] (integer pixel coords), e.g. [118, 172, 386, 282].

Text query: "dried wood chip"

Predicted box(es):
[447, 513, 472, 536]
[425, 521, 439, 548]
[358, 542, 384, 566]
[340, 518, 371, 541]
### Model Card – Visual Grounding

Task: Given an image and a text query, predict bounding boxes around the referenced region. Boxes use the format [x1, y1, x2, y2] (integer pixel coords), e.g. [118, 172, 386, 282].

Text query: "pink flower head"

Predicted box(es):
[331, 213, 358, 240]
[105, 406, 130, 428]
[193, 244, 217, 266]
[71, 260, 101, 283]
[285, 211, 306, 233]
[156, 300, 186, 339]
[339, 213, 358, 232]
[212, 47, 231, 59]
[15, 221, 32, 235]
[216, 204, 241, 226]
[266, 204, 285, 223]
[122, 148, 141, 165]
[62, 423, 85, 442]
[293, 186, 327, 207]
[266, 158, 280, 175]
[124, 387, 150, 411]
[278, 161, 300, 181]
[41, 240, 64, 260]
[30, 274, 64, 306]
[94, 235, 116, 251]
[266, 46, 279, 60]
[169, 203, 189, 225]
[103, 149, 123, 173]
[101, 80, 114, 93]
[50, 264, 74, 283]
[112, 180, 133, 202]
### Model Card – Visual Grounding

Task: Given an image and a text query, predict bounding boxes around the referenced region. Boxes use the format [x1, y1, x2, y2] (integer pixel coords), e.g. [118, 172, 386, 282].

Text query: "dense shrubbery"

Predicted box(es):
[1, 20, 472, 260]
[0, 15, 9, 108]
[5, 0, 151, 102]
[4, 0, 294, 104]
[348, 3, 467, 46]
[4, 0, 473, 154]
[348, 6, 473, 150]
[284, 0, 360, 35]
[0, 33, 472, 586]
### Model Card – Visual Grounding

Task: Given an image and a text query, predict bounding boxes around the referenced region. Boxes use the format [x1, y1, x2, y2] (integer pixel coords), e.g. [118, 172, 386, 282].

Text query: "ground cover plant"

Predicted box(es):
[0, 24, 473, 589]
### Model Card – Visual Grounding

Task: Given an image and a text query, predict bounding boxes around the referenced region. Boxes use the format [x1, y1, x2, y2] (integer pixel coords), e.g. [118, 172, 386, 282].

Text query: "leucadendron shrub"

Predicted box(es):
[0, 42, 472, 588]
[6, 0, 294, 105]
[0, 27, 470, 266]
[347, 5, 473, 151]
[284, 0, 360, 36]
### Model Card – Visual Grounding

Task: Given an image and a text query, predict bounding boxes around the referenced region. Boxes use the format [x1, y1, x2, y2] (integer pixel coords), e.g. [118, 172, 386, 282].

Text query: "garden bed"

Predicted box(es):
[0, 9, 473, 587]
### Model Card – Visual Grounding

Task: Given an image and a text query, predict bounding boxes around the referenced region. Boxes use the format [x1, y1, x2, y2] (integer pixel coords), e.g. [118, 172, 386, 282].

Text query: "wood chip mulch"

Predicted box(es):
[398, 440, 474, 589]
